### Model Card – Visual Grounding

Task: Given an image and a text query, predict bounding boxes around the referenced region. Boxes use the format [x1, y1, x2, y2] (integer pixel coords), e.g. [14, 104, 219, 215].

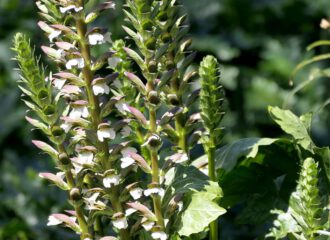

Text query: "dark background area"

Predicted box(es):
[0, 0, 329, 239]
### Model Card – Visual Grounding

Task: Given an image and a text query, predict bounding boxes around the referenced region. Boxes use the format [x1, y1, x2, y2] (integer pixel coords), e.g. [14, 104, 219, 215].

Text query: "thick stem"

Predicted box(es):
[75, 7, 129, 240]
[149, 108, 165, 228]
[56, 143, 89, 238]
[207, 136, 218, 240]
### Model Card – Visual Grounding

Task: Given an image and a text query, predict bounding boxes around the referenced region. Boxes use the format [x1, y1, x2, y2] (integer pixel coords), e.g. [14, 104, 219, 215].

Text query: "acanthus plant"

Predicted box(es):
[13, 0, 226, 240]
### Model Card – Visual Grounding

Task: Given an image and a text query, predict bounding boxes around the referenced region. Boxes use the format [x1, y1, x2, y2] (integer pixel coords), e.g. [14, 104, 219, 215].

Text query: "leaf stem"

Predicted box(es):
[207, 136, 218, 240]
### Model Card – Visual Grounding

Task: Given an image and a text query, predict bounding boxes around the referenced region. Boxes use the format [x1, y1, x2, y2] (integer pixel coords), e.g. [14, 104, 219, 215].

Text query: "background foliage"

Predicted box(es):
[0, 0, 329, 239]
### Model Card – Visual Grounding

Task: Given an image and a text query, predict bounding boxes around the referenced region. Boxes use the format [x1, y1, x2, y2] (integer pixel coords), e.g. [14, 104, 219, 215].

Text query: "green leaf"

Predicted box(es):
[268, 106, 314, 152]
[193, 137, 279, 173]
[178, 182, 226, 236]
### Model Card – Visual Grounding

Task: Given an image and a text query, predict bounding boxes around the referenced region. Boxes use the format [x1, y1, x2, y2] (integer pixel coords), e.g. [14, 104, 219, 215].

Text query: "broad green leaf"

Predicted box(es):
[268, 106, 314, 152]
[178, 182, 226, 236]
[193, 137, 279, 173]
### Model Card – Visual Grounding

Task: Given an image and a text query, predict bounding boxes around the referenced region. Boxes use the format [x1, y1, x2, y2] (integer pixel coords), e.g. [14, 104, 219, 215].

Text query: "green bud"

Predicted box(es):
[168, 94, 179, 105]
[138, 4, 150, 14]
[165, 60, 175, 70]
[145, 38, 157, 50]
[157, 12, 168, 22]
[70, 188, 82, 202]
[59, 153, 70, 165]
[148, 60, 158, 73]
[142, 20, 153, 31]
[148, 90, 160, 105]
[51, 126, 66, 144]
[161, 33, 172, 43]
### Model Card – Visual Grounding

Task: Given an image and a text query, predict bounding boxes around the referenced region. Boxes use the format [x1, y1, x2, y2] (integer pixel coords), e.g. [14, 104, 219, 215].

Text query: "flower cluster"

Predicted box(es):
[14, 0, 226, 240]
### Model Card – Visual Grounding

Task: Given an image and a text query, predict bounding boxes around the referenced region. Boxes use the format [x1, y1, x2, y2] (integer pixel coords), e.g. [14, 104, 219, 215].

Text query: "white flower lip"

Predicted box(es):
[125, 208, 137, 216]
[47, 215, 62, 226]
[151, 231, 167, 240]
[97, 126, 115, 142]
[69, 101, 89, 119]
[48, 30, 61, 42]
[144, 187, 165, 197]
[129, 187, 143, 200]
[88, 32, 105, 45]
[120, 156, 135, 168]
[112, 216, 128, 229]
[103, 174, 120, 188]
[142, 220, 155, 231]
[53, 78, 66, 90]
[60, 5, 83, 14]
[84, 192, 106, 210]
[66, 58, 85, 70]
[93, 82, 110, 96]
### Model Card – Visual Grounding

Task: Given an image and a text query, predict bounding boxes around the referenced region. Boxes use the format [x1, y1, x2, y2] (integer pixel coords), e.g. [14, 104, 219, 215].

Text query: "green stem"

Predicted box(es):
[56, 143, 89, 238]
[149, 108, 165, 228]
[207, 136, 218, 240]
[75, 5, 129, 240]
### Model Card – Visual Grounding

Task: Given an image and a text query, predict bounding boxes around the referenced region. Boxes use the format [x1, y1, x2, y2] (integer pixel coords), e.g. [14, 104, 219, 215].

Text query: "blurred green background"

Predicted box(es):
[0, 0, 329, 239]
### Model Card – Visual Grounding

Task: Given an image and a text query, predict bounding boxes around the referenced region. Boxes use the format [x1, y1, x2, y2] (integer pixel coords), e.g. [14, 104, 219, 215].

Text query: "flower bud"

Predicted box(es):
[143, 134, 162, 151]
[157, 12, 168, 22]
[148, 60, 158, 73]
[167, 94, 179, 105]
[138, 4, 150, 14]
[142, 20, 153, 31]
[43, 105, 57, 124]
[148, 91, 160, 105]
[161, 33, 172, 43]
[145, 38, 156, 51]
[59, 153, 70, 165]
[70, 188, 82, 202]
[37, 89, 50, 105]
[165, 60, 175, 70]
[51, 126, 66, 144]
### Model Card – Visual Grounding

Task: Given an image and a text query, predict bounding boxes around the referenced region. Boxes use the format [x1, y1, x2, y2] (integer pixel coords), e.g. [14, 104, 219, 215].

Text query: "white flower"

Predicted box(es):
[60, 122, 72, 133]
[152, 231, 167, 240]
[84, 192, 106, 210]
[320, 18, 330, 29]
[108, 56, 122, 69]
[125, 208, 137, 216]
[121, 126, 131, 138]
[48, 30, 61, 42]
[129, 187, 143, 200]
[69, 106, 89, 119]
[144, 187, 165, 197]
[47, 215, 62, 226]
[88, 33, 106, 45]
[142, 221, 155, 231]
[53, 78, 66, 90]
[103, 174, 120, 188]
[93, 82, 110, 95]
[60, 5, 83, 13]
[120, 156, 135, 168]
[66, 58, 85, 70]
[115, 101, 130, 114]
[77, 151, 94, 165]
[112, 216, 128, 229]
[97, 127, 115, 142]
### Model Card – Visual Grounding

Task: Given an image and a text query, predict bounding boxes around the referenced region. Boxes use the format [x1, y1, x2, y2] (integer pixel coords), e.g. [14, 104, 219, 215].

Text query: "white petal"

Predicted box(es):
[129, 188, 143, 200]
[142, 221, 155, 231]
[125, 208, 137, 216]
[54, 79, 66, 90]
[103, 175, 120, 188]
[120, 157, 135, 169]
[47, 215, 62, 226]
[88, 33, 105, 45]
[60, 5, 83, 13]
[60, 122, 72, 133]
[97, 128, 116, 142]
[93, 83, 110, 96]
[121, 126, 131, 138]
[112, 217, 128, 229]
[77, 152, 94, 165]
[48, 30, 61, 42]
[152, 231, 167, 240]
[66, 58, 85, 70]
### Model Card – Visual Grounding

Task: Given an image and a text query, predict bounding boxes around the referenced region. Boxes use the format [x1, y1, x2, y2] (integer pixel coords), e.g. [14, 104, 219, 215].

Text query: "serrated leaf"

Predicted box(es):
[178, 182, 226, 236]
[268, 106, 314, 152]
